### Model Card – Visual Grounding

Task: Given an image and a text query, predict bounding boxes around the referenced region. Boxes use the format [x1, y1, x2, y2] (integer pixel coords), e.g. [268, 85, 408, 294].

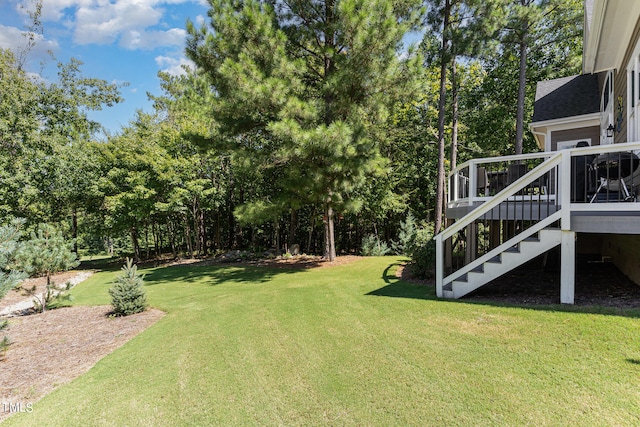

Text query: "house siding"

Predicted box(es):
[601, 234, 640, 284]
[550, 126, 600, 151]
[613, 15, 640, 143]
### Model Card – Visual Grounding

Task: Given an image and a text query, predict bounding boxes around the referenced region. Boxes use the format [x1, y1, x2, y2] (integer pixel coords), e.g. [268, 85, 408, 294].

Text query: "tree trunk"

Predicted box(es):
[144, 224, 150, 259]
[288, 209, 298, 249]
[130, 226, 141, 263]
[184, 214, 193, 257]
[515, 11, 528, 155]
[435, 0, 451, 236]
[198, 208, 207, 256]
[193, 196, 200, 255]
[307, 205, 317, 255]
[323, 204, 336, 261]
[71, 208, 78, 255]
[451, 56, 459, 170]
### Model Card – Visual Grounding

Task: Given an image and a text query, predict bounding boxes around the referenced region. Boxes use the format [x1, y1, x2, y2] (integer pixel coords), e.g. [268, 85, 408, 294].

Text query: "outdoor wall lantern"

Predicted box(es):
[606, 123, 615, 138]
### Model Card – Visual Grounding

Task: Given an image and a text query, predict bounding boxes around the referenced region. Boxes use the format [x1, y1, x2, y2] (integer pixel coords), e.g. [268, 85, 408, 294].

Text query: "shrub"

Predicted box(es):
[361, 234, 391, 256]
[408, 227, 437, 279]
[109, 258, 148, 316]
[391, 213, 417, 256]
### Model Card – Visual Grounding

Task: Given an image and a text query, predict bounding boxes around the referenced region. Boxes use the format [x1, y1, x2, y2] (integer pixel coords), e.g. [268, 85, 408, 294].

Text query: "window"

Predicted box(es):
[557, 139, 591, 150]
[601, 70, 614, 144]
[628, 49, 640, 142]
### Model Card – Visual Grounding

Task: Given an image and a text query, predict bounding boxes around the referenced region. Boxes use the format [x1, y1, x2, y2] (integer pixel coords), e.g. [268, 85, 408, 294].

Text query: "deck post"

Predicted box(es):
[435, 234, 443, 298]
[465, 222, 477, 264]
[560, 230, 576, 304]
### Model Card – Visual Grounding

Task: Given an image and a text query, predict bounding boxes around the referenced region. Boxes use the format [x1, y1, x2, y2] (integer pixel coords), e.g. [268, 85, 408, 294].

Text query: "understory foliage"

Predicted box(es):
[0, 219, 27, 301]
[391, 213, 436, 278]
[0, 0, 584, 262]
[0, 320, 8, 359]
[0, 219, 28, 358]
[109, 258, 148, 316]
[408, 226, 437, 279]
[361, 235, 391, 257]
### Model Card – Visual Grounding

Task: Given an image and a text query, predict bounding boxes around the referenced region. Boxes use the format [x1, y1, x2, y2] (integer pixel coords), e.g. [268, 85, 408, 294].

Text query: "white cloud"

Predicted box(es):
[120, 28, 186, 50]
[155, 54, 194, 76]
[16, 0, 199, 50]
[0, 24, 59, 56]
[74, 2, 163, 45]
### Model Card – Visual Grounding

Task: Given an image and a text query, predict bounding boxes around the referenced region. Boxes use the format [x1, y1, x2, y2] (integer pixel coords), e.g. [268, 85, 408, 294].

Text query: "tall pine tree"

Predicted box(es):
[187, 0, 423, 260]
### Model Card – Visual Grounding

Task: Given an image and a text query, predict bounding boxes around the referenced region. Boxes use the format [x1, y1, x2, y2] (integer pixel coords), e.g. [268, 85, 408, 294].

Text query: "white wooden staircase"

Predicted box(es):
[442, 220, 562, 299]
[436, 153, 567, 300]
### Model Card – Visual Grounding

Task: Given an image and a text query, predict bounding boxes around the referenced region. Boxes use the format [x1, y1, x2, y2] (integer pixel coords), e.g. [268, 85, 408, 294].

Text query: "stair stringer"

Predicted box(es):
[441, 211, 562, 299]
[446, 228, 562, 299]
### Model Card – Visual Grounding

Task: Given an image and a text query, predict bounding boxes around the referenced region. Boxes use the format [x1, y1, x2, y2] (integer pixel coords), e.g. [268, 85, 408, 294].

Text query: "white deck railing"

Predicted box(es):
[437, 141, 640, 295]
[448, 141, 640, 210]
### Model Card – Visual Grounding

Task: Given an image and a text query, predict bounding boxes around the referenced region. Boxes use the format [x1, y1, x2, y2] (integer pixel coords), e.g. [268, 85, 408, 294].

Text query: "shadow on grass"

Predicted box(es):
[368, 263, 640, 318]
[78, 257, 123, 272]
[626, 358, 640, 365]
[141, 262, 304, 286]
[366, 263, 433, 300]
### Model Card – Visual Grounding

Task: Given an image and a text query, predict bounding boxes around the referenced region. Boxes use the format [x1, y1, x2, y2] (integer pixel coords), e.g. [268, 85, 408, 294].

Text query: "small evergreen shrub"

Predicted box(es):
[361, 235, 391, 256]
[14, 223, 79, 312]
[109, 258, 148, 316]
[392, 213, 417, 256]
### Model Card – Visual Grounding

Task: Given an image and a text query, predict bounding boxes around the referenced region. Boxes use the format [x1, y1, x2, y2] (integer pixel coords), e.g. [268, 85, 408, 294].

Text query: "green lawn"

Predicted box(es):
[5, 257, 640, 426]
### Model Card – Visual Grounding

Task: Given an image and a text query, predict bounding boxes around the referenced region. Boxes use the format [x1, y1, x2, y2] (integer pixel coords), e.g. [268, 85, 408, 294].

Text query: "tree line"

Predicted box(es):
[0, 0, 582, 262]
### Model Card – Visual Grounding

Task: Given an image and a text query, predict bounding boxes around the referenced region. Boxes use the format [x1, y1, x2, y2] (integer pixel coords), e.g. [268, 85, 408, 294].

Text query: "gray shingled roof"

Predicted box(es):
[532, 73, 600, 123]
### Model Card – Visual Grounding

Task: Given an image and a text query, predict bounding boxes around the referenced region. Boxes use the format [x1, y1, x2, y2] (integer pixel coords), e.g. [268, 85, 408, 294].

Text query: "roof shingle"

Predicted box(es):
[532, 73, 600, 123]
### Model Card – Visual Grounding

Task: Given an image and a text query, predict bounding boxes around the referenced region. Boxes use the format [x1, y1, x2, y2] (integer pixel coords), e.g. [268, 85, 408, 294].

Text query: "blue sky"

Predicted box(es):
[0, 1, 423, 137]
[0, 0, 209, 135]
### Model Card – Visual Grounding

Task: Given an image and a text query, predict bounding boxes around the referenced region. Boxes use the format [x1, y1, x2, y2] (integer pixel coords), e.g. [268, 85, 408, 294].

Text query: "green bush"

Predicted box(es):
[408, 227, 436, 279]
[391, 213, 417, 256]
[361, 234, 391, 256]
[394, 214, 436, 279]
[109, 258, 148, 316]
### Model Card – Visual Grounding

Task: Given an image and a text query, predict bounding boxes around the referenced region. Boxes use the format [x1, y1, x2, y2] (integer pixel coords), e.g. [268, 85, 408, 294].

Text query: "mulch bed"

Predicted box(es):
[0, 305, 164, 421]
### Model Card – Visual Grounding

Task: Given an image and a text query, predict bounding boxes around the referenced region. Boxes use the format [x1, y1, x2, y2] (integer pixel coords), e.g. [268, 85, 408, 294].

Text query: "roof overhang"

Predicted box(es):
[583, 0, 640, 73]
[529, 112, 601, 150]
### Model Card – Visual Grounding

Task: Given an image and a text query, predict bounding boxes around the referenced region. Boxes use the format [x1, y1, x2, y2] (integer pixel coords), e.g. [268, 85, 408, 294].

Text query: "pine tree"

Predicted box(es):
[109, 258, 148, 317]
[187, 0, 424, 261]
[14, 223, 79, 312]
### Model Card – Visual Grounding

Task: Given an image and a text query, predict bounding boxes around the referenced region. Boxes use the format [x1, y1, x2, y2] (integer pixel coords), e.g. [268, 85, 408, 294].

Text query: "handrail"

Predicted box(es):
[451, 151, 554, 179]
[448, 141, 640, 206]
[441, 151, 562, 241]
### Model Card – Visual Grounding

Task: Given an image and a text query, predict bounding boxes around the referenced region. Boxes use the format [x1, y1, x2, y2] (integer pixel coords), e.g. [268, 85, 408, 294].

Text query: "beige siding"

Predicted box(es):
[601, 234, 640, 285]
[550, 126, 600, 151]
[613, 16, 640, 143]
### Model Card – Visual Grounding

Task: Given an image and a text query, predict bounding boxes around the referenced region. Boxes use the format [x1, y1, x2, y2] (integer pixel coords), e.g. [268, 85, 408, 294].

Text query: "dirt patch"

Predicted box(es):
[0, 306, 164, 421]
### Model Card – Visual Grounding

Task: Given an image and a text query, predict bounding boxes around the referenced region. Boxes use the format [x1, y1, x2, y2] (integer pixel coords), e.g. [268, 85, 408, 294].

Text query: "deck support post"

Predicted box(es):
[465, 222, 477, 264]
[560, 230, 576, 304]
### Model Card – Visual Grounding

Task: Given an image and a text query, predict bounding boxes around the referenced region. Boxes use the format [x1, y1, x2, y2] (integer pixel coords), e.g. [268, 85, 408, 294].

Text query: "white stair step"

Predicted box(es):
[449, 229, 562, 299]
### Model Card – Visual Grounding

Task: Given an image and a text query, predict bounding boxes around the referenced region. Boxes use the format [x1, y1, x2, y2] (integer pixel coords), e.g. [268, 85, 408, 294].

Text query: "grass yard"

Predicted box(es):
[4, 257, 640, 426]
